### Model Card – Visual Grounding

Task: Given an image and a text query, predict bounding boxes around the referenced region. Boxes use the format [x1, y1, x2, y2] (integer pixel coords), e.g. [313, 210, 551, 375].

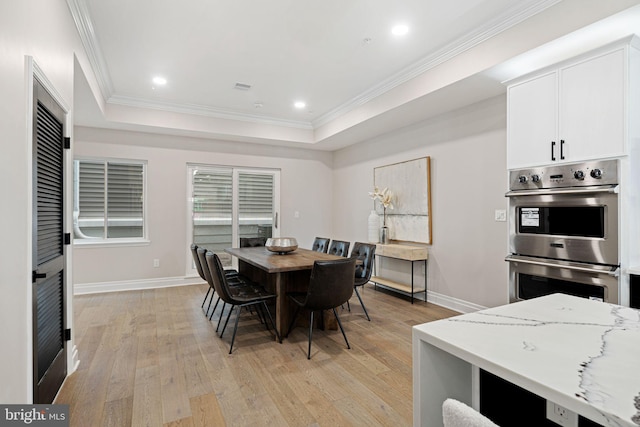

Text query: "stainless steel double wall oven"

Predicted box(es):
[506, 159, 619, 303]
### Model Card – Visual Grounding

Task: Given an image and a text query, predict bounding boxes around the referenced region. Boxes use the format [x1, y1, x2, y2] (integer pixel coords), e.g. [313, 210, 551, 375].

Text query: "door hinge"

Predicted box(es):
[63, 137, 71, 149]
[64, 328, 71, 341]
[64, 233, 71, 245]
[32, 271, 46, 283]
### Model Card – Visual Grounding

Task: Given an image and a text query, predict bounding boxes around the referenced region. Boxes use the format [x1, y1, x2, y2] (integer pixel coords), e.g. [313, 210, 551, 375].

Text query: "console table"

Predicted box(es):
[371, 243, 428, 304]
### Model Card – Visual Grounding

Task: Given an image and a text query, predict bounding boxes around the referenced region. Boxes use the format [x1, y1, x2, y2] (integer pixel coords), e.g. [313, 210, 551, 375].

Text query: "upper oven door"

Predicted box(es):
[507, 186, 618, 265]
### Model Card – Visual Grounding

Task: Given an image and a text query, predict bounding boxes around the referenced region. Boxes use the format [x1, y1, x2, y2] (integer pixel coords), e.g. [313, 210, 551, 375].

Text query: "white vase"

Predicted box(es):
[368, 210, 379, 243]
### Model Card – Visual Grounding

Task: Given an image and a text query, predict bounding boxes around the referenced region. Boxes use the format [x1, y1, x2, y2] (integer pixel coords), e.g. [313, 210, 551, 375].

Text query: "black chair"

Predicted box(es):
[240, 237, 267, 247]
[197, 247, 247, 322]
[348, 242, 376, 321]
[191, 244, 212, 309]
[287, 258, 356, 359]
[205, 251, 280, 354]
[311, 237, 330, 253]
[327, 240, 350, 257]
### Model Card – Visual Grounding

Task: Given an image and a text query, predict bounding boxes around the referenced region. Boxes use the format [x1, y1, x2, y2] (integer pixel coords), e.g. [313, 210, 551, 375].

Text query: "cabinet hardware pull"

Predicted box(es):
[551, 141, 556, 161]
[560, 139, 565, 160]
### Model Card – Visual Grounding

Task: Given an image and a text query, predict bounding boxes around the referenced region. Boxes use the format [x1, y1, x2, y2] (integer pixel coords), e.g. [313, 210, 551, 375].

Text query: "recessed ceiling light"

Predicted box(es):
[294, 101, 306, 109]
[152, 76, 167, 86]
[391, 24, 409, 36]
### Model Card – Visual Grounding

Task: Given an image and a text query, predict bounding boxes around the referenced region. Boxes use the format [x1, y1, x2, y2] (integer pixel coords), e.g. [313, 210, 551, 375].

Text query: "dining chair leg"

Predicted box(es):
[354, 287, 371, 321]
[261, 301, 281, 343]
[202, 288, 211, 308]
[208, 295, 220, 320]
[229, 305, 242, 354]
[216, 302, 227, 330]
[220, 304, 234, 337]
[346, 300, 351, 312]
[307, 311, 314, 360]
[333, 308, 350, 349]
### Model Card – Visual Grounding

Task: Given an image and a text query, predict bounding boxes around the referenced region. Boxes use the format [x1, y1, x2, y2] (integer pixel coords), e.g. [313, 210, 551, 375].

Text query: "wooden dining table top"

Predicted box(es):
[224, 246, 345, 273]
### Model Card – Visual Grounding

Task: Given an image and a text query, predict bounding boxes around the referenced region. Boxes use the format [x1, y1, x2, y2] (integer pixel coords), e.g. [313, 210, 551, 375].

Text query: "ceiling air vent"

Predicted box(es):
[234, 82, 252, 91]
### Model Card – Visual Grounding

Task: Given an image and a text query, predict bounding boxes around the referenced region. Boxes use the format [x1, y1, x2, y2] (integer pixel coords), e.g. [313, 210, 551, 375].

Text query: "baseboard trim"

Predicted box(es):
[74, 276, 204, 295]
[426, 290, 487, 314]
[367, 281, 487, 314]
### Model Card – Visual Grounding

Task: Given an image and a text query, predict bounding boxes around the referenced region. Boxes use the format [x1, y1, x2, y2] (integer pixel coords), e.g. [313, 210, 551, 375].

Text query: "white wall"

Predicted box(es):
[333, 96, 509, 310]
[72, 127, 333, 285]
[0, 0, 99, 403]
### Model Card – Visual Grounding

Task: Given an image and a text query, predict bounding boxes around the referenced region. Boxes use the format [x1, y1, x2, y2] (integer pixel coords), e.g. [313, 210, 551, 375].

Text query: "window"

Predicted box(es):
[73, 159, 146, 243]
[187, 165, 279, 272]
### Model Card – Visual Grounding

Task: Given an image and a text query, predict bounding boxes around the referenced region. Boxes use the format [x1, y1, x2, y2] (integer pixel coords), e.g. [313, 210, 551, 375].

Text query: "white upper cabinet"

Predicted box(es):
[507, 72, 557, 168]
[507, 37, 638, 169]
[559, 49, 625, 162]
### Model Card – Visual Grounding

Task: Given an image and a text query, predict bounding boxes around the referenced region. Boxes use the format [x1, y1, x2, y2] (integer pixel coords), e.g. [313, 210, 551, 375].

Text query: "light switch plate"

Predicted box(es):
[494, 209, 507, 222]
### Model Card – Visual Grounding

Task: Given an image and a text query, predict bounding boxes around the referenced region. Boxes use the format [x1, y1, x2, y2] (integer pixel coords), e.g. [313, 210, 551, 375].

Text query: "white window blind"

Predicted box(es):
[74, 159, 145, 240]
[189, 166, 277, 268]
[238, 172, 274, 224]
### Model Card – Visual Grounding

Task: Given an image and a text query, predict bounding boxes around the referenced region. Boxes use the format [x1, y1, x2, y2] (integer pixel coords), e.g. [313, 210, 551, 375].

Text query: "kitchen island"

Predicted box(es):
[413, 293, 640, 426]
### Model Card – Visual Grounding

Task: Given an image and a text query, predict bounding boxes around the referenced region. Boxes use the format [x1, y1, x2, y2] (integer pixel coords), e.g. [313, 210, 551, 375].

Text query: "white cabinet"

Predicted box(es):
[507, 38, 637, 169]
[507, 72, 557, 168]
[559, 49, 625, 162]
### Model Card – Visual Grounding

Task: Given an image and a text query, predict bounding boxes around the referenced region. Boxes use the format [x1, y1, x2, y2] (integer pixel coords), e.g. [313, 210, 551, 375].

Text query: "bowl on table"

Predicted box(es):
[265, 237, 298, 254]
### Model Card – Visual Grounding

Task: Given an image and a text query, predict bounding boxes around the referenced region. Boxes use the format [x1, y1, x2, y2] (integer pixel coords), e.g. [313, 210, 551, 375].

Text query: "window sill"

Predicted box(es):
[73, 238, 151, 248]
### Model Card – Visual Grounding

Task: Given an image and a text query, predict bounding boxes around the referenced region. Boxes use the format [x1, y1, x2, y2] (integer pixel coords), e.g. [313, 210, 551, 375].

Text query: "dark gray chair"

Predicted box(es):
[191, 244, 212, 309]
[240, 237, 267, 247]
[311, 237, 330, 253]
[348, 242, 376, 321]
[205, 251, 279, 354]
[287, 257, 356, 359]
[328, 240, 350, 257]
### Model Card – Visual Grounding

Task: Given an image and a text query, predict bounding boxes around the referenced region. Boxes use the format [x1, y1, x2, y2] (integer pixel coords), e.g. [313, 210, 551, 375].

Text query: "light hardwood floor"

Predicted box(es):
[56, 282, 458, 426]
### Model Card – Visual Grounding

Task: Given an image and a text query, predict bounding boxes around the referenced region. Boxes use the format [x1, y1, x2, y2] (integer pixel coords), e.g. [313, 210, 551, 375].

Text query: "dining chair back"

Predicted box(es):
[348, 242, 377, 321]
[287, 257, 356, 359]
[311, 237, 330, 253]
[192, 244, 214, 310]
[240, 237, 267, 247]
[327, 240, 350, 257]
[205, 251, 280, 353]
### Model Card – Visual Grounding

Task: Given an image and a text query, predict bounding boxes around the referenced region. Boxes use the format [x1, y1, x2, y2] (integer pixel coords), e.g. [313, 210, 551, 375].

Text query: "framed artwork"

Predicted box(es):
[374, 156, 432, 244]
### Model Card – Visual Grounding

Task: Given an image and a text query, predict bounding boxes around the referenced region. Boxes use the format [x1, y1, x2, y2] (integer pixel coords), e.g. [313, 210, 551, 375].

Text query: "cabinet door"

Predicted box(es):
[560, 48, 625, 161]
[507, 72, 557, 169]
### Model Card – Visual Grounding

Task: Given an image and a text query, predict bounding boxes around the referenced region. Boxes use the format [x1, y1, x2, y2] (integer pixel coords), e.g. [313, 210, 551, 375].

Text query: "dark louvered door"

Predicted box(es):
[32, 79, 67, 403]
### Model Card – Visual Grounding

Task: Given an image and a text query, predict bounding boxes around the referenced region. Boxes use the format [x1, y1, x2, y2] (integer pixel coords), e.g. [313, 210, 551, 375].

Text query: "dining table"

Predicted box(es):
[224, 246, 347, 338]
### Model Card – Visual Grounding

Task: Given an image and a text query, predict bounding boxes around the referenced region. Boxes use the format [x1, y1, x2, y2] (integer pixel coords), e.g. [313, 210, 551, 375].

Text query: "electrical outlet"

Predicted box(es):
[153, 259, 160, 268]
[546, 401, 578, 426]
[494, 209, 507, 222]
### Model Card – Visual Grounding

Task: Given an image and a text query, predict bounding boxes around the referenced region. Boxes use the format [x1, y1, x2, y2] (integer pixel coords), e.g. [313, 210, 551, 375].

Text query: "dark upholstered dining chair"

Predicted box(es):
[240, 237, 267, 247]
[287, 257, 356, 359]
[311, 237, 330, 253]
[327, 240, 350, 257]
[191, 244, 212, 309]
[196, 247, 248, 324]
[205, 251, 280, 354]
[348, 242, 376, 321]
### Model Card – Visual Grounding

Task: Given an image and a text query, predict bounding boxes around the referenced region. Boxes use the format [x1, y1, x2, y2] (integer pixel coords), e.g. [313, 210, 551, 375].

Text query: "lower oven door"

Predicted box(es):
[506, 255, 619, 304]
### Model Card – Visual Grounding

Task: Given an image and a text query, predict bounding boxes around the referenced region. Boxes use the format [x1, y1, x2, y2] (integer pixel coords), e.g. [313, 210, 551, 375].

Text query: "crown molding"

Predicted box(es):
[108, 95, 314, 130]
[311, 0, 561, 128]
[66, 0, 114, 99]
[69, 0, 559, 132]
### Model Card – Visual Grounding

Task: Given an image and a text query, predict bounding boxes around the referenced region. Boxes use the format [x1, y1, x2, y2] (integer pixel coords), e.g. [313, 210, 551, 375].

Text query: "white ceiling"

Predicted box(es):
[70, 0, 640, 150]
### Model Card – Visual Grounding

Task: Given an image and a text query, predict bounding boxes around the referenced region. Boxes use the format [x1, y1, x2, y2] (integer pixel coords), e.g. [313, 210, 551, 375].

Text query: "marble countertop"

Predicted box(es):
[413, 294, 640, 427]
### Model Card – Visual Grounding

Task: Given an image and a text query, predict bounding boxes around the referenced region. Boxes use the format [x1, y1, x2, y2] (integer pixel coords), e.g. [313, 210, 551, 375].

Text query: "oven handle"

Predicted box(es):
[505, 255, 620, 277]
[505, 185, 618, 197]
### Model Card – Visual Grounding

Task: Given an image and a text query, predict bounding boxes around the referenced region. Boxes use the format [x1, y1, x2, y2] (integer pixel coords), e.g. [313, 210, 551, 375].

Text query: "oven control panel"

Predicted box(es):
[509, 159, 618, 190]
